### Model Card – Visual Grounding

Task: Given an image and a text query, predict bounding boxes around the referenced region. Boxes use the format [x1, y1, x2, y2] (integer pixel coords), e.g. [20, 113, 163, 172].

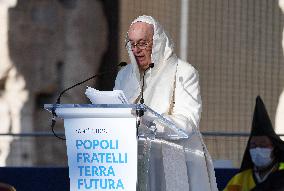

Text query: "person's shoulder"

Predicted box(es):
[117, 63, 132, 76]
[253, 166, 284, 191]
[177, 59, 199, 77]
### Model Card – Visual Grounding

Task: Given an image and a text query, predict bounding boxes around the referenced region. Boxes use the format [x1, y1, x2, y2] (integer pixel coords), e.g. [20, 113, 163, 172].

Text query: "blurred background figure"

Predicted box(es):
[0, 0, 28, 166]
[224, 96, 284, 191]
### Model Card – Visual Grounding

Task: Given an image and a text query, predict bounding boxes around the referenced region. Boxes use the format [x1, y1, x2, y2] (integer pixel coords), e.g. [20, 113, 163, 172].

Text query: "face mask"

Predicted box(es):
[249, 147, 273, 167]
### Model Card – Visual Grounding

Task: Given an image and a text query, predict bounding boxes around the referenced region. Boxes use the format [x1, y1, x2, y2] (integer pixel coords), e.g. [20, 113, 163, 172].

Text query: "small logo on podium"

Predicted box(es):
[76, 128, 107, 134]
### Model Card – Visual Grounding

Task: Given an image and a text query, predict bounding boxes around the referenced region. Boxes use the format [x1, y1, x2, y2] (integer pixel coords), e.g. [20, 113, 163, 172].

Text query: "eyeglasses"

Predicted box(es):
[126, 40, 152, 50]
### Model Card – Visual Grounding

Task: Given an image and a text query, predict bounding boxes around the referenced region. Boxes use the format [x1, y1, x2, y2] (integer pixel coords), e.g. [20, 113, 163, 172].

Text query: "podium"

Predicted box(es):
[44, 104, 188, 191]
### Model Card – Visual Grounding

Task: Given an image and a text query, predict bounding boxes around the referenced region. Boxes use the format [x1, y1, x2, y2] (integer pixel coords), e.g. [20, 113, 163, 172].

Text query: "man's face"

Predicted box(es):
[128, 22, 153, 71]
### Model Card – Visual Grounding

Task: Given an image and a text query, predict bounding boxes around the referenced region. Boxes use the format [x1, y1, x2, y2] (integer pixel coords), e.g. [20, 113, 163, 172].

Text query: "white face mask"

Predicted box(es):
[249, 147, 273, 167]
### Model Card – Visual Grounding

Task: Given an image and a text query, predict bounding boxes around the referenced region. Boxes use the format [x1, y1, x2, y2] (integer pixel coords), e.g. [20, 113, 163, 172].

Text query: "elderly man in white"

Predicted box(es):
[114, 15, 217, 191]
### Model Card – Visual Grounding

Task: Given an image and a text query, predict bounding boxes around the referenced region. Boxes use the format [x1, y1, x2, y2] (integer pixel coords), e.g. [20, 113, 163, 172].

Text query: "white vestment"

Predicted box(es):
[114, 15, 218, 191]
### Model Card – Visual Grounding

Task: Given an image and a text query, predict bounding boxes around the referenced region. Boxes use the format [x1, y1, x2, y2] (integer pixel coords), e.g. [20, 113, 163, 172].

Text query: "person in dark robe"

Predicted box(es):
[224, 96, 284, 191]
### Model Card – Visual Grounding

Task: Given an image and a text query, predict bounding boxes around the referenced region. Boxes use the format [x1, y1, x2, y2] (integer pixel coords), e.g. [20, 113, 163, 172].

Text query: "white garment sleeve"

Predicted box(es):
[113, 64, 141, 103]
[166, 62, 202, 135]
[113, 67, 124, 90]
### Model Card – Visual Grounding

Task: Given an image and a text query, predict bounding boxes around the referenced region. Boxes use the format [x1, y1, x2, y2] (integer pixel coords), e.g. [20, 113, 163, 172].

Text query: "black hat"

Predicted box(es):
[240, 96, 284, 171]
[251, 96, 275, 136]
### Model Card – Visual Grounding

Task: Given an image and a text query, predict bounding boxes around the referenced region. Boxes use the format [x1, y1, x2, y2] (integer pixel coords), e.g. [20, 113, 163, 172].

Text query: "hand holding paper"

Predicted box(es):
[85, 87, 129, 104]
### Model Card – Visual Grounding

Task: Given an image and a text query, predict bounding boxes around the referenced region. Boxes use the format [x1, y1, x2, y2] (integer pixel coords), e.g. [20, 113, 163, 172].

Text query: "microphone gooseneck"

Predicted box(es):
[55, 61, 127, 105]
[51, 62, 127, 140]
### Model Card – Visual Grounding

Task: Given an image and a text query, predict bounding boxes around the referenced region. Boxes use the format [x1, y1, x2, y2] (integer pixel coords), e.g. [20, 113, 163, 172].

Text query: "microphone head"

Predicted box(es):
[149, 63, 154, 68]
[118, 62, 127, 67]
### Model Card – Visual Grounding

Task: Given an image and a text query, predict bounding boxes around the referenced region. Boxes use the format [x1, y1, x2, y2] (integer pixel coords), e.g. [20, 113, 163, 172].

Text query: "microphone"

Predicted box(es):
[51, 61, 127, 140]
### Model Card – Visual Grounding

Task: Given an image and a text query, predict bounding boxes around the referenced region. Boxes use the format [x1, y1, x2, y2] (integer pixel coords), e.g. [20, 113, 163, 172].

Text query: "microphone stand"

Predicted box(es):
[51, 62, 127, 140]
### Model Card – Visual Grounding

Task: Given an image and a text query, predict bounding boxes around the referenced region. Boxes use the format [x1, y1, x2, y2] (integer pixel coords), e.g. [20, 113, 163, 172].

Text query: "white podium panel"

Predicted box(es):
[65, 117, 137, 191]
[44, 104, 190, 191]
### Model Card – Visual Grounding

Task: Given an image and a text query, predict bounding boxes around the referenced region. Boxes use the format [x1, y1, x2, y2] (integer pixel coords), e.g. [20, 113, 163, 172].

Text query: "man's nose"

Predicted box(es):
[132, 46, 141, 53]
